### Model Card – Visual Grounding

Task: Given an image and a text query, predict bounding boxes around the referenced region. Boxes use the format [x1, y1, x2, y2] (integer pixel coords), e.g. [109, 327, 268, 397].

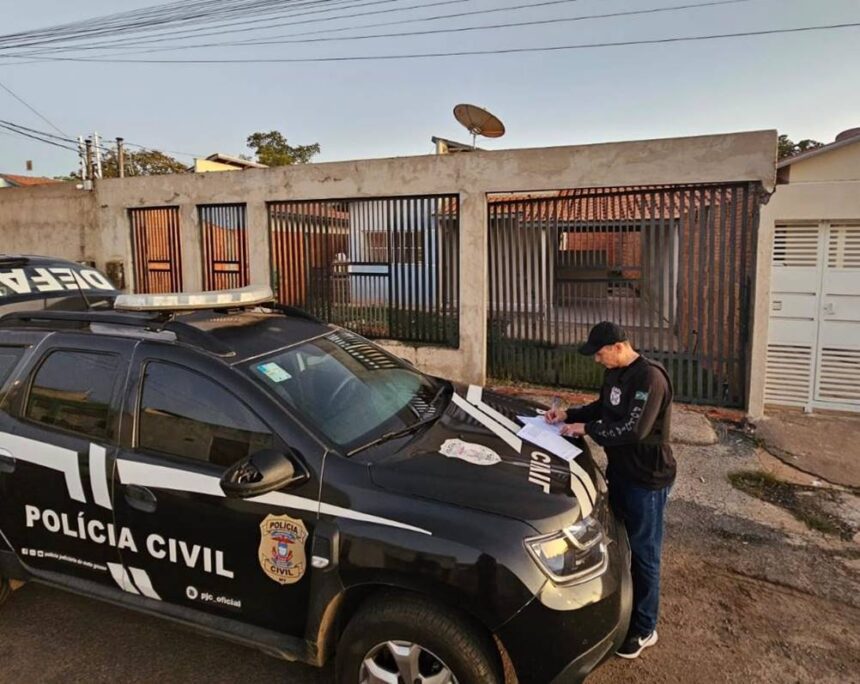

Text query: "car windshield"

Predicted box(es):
[244, 330, 445, 450]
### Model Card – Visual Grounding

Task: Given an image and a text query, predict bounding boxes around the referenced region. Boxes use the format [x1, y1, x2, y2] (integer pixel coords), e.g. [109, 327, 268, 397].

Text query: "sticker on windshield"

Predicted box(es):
[439, 439, 502, 466]
[257, 362, 291, 383]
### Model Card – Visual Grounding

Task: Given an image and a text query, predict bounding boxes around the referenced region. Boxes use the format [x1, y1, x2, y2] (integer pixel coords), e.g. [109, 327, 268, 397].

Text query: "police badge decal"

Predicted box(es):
[258, 514, 308, 585]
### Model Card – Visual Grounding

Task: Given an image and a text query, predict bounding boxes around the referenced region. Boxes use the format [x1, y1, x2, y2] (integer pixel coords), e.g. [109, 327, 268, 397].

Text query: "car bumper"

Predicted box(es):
[495, 520, 632, 684]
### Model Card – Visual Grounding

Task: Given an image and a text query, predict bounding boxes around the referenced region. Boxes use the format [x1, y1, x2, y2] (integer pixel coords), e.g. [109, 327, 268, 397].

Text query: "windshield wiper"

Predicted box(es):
[347, 382, 451, 457]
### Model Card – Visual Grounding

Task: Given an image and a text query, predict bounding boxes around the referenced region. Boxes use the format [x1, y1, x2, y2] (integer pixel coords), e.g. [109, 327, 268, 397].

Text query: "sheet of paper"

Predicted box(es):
[516, 423, 583, 463]
[516, 415, 562, 435]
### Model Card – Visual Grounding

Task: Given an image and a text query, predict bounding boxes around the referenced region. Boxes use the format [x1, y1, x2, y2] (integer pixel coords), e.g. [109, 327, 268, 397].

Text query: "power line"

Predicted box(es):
[105, 0, 755, 54]
[15, 21, 859, 64]
[0, 0, 448, 54]
[2, 0, 587, 58]
[0, 121, 78, 152]
[0, 78, 69, 137]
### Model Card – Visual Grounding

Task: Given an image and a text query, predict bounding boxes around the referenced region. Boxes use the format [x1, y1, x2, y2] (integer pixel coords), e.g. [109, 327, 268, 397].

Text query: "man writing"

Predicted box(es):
[545, 321, 675, 659]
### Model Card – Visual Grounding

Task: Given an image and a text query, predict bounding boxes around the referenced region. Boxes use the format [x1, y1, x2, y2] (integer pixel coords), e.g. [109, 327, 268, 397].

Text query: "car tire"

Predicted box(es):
[0, 577, 10, 608]
[335, 593, 502, 684]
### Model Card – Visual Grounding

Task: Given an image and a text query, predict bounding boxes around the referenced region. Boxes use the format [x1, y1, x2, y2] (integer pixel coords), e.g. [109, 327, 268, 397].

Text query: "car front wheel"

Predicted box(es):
[335, 594, 502, 684]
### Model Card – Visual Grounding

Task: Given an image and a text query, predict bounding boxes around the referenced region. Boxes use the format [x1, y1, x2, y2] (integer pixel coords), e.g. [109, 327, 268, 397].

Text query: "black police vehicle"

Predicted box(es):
[0, 255, 631, 683]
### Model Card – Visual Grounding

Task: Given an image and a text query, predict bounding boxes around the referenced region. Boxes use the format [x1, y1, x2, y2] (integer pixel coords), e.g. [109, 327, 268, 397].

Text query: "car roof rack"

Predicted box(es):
[0, 309, 235, 357]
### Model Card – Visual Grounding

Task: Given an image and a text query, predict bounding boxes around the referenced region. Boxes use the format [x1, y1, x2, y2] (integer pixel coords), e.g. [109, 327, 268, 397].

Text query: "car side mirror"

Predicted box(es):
[220, 448, 308, 498]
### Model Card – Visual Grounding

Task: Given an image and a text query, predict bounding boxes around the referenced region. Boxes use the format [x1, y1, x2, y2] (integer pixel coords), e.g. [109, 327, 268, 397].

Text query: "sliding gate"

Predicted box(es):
[488, 183, 763, 406]
[268, 196, 459, 346]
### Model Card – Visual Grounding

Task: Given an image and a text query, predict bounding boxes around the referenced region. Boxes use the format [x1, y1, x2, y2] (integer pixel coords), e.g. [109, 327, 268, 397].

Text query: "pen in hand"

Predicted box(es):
[546, 396, 562, 423]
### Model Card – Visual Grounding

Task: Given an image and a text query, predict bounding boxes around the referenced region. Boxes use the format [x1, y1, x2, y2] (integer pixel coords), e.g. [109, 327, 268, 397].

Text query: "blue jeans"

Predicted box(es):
[608, 475, 671, 636]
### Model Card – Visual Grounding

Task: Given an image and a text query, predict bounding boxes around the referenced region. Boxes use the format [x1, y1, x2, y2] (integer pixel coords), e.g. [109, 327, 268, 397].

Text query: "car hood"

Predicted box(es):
[368, 384, 603, 534]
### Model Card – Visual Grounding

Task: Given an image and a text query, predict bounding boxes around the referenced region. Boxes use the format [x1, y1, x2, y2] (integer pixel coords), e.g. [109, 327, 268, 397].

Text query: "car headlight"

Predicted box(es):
[525, 516, 608, 585]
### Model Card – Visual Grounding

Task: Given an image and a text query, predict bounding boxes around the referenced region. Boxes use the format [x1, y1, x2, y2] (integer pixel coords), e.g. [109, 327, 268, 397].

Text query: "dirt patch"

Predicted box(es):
[588, 546, 860, 684]
[728, 470, 855, 540]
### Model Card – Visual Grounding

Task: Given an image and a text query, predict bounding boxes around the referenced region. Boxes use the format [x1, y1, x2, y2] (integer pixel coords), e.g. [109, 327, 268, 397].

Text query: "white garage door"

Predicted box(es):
[766, 222, 860, 412]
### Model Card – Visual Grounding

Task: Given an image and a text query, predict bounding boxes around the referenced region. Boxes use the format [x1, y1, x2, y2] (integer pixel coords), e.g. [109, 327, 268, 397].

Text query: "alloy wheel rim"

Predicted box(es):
[359, 640, 458, 684]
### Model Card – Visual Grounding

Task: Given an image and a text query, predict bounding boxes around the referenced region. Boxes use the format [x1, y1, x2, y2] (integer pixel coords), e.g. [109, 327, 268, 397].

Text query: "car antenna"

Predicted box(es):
[72, 265, 95, 310]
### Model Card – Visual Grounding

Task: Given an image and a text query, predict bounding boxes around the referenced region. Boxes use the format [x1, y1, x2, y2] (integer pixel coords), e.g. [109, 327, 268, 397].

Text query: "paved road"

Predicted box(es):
[0, 583, 325, 683]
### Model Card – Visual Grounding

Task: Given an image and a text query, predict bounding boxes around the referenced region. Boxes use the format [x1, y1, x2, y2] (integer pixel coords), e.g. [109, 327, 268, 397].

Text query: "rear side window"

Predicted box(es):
[0, 347, 24, 389]
[138, 362, 273, 467]
[26, 351, 119, 438]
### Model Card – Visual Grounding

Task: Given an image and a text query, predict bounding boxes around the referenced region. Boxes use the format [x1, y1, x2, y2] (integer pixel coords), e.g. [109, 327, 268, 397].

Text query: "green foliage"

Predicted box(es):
[778, 134, 824, 161]
[69, 148, 186, 178]
[246, 130, 320, 166]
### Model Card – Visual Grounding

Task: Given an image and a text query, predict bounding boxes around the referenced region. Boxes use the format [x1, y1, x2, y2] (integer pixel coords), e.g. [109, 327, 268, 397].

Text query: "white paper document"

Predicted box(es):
[516, 421, 583, 463]
[516, 415, 562, 435]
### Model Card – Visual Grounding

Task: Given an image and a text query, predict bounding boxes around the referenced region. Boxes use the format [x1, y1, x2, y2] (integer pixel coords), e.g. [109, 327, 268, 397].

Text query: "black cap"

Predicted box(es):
[579, 321, 628, 356]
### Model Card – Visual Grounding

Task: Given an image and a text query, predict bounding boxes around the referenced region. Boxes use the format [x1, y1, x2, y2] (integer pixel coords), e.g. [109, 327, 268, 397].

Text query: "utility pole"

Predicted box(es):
[78, 136, 88, 184]
[84, 137, 94, 181]
[116, 137, 125, 178]
[93, 131, 103, 179]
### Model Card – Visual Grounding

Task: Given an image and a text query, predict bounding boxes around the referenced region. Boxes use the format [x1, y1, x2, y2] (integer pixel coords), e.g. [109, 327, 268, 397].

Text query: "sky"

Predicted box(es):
[0, 0, 858, 177]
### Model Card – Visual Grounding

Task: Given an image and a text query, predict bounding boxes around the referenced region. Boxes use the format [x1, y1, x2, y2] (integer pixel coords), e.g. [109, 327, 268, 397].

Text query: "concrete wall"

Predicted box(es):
[787, 141, 860, 183]
[0, 183, 95, 261]
[2, 130, 777, 387]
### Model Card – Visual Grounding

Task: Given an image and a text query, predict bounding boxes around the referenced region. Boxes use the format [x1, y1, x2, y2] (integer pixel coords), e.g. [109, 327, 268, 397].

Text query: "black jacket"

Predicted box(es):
[566, 355, 675, 489]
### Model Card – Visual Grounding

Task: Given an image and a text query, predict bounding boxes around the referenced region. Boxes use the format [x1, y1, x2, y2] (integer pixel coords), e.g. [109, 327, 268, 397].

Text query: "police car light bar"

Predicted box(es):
[114, 285, 274, 312]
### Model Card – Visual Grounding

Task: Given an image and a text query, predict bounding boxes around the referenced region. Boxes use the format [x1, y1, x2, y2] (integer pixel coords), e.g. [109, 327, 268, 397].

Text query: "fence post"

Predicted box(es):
[247, 201, 271, 289]
[180, 203, 203, 290]
[458, 189, 488, 385]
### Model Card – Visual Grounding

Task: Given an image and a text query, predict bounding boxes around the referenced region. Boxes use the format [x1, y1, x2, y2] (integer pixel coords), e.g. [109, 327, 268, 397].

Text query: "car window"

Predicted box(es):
[246, 331, 442, 449]
[26, 350, 119, 438]
[138, 361, 273, 467]
[0, 347, 24, 389]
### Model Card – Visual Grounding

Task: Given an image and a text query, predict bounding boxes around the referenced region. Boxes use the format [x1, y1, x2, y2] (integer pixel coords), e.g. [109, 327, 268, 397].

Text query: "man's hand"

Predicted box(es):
[560, 423, 586, 437]
[544, 407, 566, 424]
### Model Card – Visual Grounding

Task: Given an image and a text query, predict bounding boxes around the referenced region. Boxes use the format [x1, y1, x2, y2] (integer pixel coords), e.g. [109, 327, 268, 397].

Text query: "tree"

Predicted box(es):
[69, 148, 186, 179]
[246, 130, 320, 166]
[778, 134, 824, 161]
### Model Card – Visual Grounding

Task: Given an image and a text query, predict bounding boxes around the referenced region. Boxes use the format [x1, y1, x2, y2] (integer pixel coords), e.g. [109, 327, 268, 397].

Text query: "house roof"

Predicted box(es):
[199, 153, 268, 169]
[431, 136, 481, 153]
[777, 128, 860, 168]
[0, 174, 63, 187]
[487, 186, 727, 222]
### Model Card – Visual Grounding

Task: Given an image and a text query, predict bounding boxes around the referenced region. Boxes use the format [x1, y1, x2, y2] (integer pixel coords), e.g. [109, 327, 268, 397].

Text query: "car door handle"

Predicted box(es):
[124, 485, 158, 513]
[0, 453, 15, 474]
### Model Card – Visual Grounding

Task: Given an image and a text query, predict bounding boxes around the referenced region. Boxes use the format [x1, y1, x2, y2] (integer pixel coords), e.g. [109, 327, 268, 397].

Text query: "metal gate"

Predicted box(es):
[766, 222, 860, 412]
[488, 183, 762, 407]
[198, 204, 249, 291]
[268, 196, 459, 346]
[129, 207, 183, 294]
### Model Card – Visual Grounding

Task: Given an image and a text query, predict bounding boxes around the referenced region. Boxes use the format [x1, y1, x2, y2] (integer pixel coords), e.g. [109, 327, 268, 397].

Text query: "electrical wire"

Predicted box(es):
[87, 0, 755, 55]
[0, 121, 78, 152]
[0, 0, 439, 52]
[12, 21, 858, 64]
[0, 78, 69, 137]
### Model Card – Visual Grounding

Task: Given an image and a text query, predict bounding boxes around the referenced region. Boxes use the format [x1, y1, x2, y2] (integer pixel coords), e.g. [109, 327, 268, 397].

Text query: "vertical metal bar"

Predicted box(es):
[504, 199, 514, 378]
[488, 199, 495, 372]
[726, 186, 740, 404]
[667, 190, 677, 392]
[696, 188, 709, 402]
[706, 187, 718, 402]
[716, 186, 728, 404]
[738, 183, 753, 407]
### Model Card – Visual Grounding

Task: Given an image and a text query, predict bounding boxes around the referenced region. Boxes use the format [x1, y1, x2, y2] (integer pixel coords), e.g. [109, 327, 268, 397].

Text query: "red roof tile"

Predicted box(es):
[0, 174, 64, 188]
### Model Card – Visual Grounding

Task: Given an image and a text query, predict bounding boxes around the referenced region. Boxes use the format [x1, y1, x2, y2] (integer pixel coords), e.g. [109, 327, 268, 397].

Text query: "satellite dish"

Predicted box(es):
[453, 103, 505, 149]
